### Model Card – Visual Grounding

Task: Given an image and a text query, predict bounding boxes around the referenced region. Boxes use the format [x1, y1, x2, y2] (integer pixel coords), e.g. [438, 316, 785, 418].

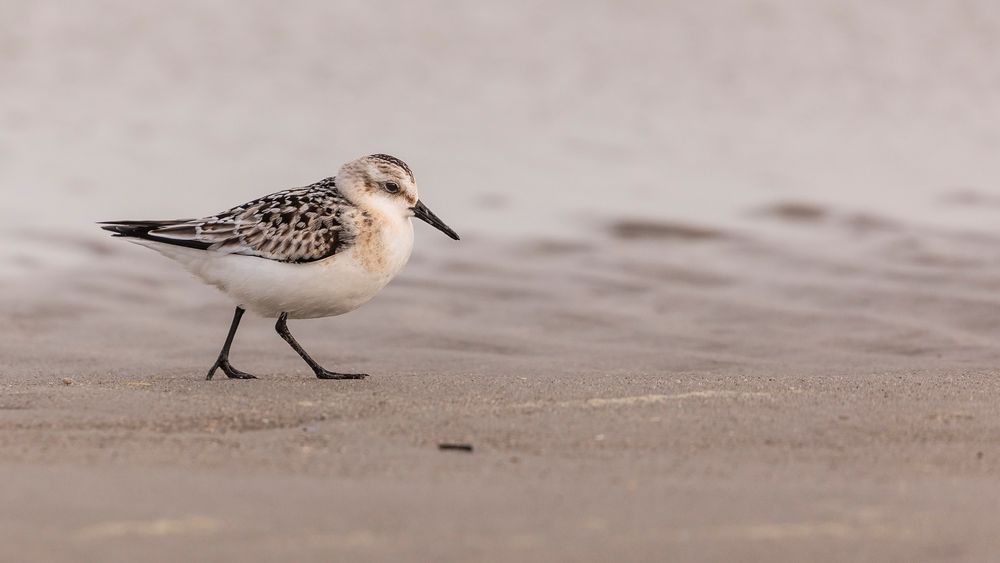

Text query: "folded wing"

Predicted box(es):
[100, 178, 360, 263]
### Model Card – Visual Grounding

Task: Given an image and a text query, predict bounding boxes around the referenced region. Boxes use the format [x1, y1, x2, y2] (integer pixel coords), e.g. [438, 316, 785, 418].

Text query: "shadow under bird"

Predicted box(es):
[99, 154, 459, 380]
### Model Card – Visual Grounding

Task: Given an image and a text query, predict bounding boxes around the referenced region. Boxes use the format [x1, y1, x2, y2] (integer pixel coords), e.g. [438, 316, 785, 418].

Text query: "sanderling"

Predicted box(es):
[100, 154, 459, 380]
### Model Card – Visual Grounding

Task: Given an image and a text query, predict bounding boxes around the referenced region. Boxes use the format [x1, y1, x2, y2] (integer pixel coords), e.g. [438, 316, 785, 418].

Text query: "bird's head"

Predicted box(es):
[336, 154, 459, 240]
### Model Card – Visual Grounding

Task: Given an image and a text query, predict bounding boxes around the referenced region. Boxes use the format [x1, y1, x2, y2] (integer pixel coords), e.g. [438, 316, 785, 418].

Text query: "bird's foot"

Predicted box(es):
[206, 359, 257, 380]
[314, 369, 368, 380]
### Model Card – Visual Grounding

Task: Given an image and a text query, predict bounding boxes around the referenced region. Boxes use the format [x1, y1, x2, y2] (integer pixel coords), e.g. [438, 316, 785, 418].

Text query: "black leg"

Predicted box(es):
[206, 306, 257, 380]
[274, 312, 367, 380]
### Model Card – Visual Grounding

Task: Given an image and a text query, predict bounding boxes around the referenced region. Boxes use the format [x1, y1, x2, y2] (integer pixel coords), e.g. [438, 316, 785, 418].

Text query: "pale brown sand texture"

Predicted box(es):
[5, 2, 1000, 562]
[4, 211, 1000, 562]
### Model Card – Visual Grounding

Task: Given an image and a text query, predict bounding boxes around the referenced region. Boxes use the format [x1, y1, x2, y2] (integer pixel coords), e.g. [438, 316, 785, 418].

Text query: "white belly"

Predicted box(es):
[133, 218, 414, 319]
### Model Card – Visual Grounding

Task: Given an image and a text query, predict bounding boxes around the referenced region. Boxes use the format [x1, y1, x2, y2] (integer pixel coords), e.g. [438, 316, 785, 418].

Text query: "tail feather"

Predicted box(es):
[98, 220, 211, 250]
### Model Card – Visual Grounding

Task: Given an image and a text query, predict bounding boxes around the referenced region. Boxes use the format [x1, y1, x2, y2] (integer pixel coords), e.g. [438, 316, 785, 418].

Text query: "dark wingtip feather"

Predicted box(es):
[98, 222, 154, 238]
[97, 219, 212, 250]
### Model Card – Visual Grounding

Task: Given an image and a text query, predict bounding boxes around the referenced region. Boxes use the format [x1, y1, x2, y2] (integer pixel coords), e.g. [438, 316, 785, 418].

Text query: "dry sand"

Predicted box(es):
[4, 2, 1000, 562]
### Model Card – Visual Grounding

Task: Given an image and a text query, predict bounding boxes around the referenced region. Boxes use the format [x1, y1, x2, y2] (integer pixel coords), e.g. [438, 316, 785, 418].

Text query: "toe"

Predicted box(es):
[229, 372, 258, 380]
[225, 368, 257, 380]
[316, 371, 368, 380]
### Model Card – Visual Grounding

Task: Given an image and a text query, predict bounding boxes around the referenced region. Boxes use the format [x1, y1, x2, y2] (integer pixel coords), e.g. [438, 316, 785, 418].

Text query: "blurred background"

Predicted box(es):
[4, 0, 1000, 277]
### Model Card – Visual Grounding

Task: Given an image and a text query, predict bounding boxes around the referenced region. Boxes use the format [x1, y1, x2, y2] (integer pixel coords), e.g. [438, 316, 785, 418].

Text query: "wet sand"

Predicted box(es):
[3, 208, 1000, 562]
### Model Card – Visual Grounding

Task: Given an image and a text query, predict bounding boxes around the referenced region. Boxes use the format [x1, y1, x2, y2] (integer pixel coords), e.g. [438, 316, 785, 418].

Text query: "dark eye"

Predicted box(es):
[384, 182, 400, 194]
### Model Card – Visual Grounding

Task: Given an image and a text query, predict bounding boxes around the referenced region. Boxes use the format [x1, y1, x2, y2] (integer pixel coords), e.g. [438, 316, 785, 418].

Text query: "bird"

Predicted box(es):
[99, 154, 459, 381]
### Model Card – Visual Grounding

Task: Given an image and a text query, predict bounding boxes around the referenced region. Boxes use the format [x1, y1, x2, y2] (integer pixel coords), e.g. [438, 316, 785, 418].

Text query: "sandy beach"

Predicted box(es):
[4, 1, 1000, 561]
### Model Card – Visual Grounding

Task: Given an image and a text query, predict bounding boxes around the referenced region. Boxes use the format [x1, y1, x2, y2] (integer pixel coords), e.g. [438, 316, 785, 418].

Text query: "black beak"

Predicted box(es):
[411, 200, 460, 240]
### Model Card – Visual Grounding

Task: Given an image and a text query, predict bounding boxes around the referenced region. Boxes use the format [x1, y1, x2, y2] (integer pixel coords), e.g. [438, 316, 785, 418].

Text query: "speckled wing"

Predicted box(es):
[102, 178, 360, 263]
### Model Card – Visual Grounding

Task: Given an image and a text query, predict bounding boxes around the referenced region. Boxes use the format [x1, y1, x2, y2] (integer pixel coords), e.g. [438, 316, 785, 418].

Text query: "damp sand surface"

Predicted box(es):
[4, 210, 1000, 562]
